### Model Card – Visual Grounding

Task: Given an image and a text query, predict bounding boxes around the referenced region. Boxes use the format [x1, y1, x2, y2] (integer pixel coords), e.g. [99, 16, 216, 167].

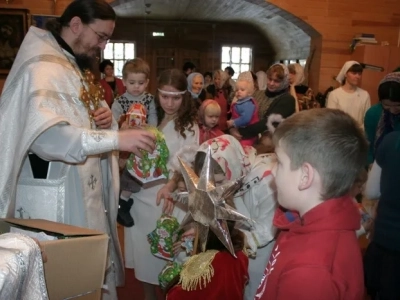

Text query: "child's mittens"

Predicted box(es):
[266, 114, 284, 133]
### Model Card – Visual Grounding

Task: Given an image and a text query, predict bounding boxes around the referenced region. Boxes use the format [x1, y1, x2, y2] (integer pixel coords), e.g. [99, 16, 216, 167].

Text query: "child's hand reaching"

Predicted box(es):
[226, 119, 234, 128]
[173, 227, 196, 256]
[173, 240, 183, 256]
[156, 182, 176, 214]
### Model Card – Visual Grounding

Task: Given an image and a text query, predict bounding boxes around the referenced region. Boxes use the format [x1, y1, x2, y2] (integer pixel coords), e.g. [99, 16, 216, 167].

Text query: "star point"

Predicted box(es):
[176, 146, 251, 256]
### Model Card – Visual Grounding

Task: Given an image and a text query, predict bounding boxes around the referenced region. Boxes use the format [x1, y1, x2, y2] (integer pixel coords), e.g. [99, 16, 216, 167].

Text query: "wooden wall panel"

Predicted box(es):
[111, 19, 274, 93]
[269, 0, 400, 94]
[1, 0, 400, 94]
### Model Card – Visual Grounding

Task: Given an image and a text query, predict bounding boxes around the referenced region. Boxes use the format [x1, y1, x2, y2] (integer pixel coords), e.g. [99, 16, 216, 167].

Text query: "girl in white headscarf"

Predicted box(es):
[326, 61, 371, 128]
[288, 63, 317, 111]
[256, 71, 267, 91]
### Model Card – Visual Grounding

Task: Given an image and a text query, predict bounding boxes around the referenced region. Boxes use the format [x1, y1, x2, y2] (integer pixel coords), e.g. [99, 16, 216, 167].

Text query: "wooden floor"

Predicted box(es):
[116, 224, 164, 300]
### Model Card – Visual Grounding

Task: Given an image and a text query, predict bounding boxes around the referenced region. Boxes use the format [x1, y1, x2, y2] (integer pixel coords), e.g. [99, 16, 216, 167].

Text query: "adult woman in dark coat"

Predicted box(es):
[230, 63, 296, 139]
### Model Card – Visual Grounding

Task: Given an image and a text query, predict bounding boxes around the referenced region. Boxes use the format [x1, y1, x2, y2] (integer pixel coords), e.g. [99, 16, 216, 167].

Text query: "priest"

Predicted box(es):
[0, 0, 155, 298]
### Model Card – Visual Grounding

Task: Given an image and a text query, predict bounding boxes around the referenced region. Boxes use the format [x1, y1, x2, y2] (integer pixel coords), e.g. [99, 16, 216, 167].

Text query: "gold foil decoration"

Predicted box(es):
[80, 69, 105, 128]
[177, 146, 251, 257]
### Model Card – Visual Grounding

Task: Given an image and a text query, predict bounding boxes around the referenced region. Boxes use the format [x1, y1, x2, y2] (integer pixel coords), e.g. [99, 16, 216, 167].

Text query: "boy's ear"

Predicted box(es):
[298, 162, 313, 191]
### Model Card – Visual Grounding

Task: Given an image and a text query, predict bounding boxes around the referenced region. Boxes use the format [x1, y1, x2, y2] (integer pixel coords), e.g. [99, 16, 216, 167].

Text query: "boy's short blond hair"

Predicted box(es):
[122, 58, 150, 79]
[273, 108, 368, 200]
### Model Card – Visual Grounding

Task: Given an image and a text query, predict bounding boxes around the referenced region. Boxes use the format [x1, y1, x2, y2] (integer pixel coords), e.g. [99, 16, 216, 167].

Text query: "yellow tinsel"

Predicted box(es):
[179, 250, 218, 291]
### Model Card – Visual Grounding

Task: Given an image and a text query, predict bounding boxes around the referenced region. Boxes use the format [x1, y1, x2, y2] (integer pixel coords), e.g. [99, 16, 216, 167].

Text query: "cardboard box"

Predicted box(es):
[0, 218, 108, 300]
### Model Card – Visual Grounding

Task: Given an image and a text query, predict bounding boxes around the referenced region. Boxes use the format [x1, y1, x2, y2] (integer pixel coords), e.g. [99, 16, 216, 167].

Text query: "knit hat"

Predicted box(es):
[378, 72, 400, 102]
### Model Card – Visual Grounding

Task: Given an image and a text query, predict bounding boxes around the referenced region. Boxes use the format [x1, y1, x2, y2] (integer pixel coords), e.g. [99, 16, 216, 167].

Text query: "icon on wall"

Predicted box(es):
[0, 8, 29, 75]
[31, 14, 58, 30]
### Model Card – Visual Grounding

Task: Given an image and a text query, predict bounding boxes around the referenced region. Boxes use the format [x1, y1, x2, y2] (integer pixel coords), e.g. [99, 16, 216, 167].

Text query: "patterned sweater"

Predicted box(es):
[111, 92, 157, 126]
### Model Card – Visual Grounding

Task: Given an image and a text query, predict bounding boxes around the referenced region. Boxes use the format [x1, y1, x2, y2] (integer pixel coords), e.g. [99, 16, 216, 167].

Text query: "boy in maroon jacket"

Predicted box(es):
[255, 108, 367, 300]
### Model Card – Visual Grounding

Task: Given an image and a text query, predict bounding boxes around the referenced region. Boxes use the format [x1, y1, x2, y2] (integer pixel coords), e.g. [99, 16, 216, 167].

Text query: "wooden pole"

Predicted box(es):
[192, 224, 200, 255]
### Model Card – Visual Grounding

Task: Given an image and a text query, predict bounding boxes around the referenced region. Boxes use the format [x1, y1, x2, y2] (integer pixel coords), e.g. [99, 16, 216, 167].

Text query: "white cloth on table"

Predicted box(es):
[0, 233, 48, 300]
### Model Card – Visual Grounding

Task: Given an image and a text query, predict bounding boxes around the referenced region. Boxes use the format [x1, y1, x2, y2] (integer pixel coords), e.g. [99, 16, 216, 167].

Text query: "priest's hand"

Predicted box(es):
[156, 181, 175, 214]
[118, 129, 156, 157]
[93, 107, 113, 129]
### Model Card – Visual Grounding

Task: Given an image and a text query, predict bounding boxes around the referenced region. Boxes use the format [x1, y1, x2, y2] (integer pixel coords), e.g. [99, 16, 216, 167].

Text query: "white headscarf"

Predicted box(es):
[197, 135, 256, 181]
[289, 63, 305, 86]
[336, 60, 361, 84]
[256, 71, 267, 90]
[187, 72, 204, 99]
[267, 63, 290, 92]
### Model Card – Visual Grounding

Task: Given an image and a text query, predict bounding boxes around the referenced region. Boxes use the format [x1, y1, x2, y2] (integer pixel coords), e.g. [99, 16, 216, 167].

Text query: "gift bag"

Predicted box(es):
[158, 261, 182, 290]
[147, 214, 181, 261]
[126, 125, 169, 188]
[127, 103, 147, 128]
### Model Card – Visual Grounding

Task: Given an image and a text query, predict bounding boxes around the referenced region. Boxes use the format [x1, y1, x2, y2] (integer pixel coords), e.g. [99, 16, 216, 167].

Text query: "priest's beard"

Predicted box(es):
[73, 36, 99, 72]
[75, 53, 96, 72]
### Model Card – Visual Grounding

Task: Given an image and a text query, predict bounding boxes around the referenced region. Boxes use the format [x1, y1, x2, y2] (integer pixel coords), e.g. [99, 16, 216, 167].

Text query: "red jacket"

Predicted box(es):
[167, 250, 248, 300]
[199, 124, 224, 144]
[255, 196, 364, 300]
[99, 77, 126, 108]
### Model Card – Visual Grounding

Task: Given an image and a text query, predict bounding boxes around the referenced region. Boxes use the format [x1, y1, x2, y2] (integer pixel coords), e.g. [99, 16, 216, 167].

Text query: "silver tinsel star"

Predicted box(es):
[177, 147, 251, 257]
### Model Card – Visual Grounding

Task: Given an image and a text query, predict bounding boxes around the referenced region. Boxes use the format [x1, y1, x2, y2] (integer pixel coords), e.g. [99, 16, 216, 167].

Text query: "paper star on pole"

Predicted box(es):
[177, 146, 251, 257]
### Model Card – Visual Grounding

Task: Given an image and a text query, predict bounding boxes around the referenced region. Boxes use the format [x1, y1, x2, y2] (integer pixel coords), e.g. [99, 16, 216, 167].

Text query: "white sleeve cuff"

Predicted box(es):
[81, 130, 118, 156]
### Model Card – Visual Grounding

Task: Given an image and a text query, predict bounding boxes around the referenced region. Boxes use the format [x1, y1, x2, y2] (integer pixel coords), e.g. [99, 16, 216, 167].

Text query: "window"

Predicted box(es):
[103, 42, 135, 78]
[221, 46, 252, 80]
[298, 59, 307, 67]
[278, 59, 307, 67]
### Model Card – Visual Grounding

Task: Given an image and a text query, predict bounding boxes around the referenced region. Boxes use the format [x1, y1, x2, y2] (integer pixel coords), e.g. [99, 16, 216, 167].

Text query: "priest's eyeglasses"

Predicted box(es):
[87, 25, 111, 43]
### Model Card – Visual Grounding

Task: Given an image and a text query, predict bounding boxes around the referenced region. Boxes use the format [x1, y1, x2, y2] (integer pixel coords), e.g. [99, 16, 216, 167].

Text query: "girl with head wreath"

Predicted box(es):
[124, 69, 199, 300]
